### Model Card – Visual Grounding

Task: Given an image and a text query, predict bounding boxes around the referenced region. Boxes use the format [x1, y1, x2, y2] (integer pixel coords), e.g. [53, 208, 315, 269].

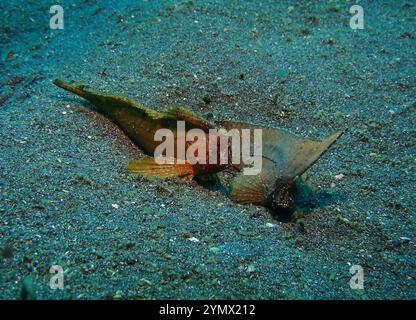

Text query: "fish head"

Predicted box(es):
[225, 120, 343, 214]
[264, 178, 297, 214]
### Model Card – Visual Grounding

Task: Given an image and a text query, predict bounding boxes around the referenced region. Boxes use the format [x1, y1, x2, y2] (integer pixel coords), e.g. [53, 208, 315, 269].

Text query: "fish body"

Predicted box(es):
[53, 79, 342, 212]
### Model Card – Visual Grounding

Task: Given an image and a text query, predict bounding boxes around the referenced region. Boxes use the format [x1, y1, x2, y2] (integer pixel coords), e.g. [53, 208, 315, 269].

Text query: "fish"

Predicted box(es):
[53, 79, 342, 213]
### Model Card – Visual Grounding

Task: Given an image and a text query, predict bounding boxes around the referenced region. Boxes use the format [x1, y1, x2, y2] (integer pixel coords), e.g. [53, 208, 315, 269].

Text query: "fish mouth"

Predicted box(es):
[266, 179, 297, 215]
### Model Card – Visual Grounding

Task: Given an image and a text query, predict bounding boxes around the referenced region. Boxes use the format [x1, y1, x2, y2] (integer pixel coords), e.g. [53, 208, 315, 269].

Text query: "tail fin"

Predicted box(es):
[219, 120, 343, 179]
[288, 130, 343, 178]
[127, 156, 195, 180]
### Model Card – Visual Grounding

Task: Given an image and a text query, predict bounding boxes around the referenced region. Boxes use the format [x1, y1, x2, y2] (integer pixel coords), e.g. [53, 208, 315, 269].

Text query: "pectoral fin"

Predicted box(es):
[229, 173, 265, 205]
[127, 156, 195, 180]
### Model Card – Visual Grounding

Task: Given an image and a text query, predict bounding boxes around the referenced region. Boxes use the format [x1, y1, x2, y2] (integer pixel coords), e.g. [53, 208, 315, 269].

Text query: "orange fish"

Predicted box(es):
[53, 79, 342, 212]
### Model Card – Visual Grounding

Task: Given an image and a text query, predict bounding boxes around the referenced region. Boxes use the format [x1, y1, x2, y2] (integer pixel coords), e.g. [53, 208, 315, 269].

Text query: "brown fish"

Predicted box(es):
[53, 79, 342, 212]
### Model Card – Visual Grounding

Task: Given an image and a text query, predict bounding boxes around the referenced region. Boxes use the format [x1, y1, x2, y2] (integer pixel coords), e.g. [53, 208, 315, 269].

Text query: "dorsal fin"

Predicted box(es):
[164, 106, 215, 131]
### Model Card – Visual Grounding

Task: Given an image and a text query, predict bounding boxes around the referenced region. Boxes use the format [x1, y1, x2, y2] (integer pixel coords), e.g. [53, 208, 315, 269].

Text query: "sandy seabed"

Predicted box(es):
[0, 0, 415, 299]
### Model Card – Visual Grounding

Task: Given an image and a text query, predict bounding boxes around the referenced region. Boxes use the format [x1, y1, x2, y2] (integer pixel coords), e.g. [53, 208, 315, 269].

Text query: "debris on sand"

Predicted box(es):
[1, 245, 13, 259]
[188, 237, 200, 243]
[7, 76, 25, 86]
[0, 93, 12, 107]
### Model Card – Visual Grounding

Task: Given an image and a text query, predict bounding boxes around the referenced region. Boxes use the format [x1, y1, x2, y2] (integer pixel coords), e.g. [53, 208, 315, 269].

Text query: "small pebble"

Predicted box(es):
[400, 237, 411, 242]
[114, 290, 123, 299]
[337, 215, 351, 224]
[1, 245, 13, 259]
[210, 246, 220, 254]
[188, 237, 200, 243]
